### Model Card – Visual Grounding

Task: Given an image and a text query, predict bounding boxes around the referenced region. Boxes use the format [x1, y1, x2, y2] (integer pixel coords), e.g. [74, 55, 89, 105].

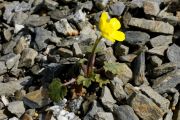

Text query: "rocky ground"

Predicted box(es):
[0, 0, 180, 120]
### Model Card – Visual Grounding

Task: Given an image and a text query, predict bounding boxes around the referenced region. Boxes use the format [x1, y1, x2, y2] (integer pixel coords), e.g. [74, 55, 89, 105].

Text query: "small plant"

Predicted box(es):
[48, 11, 125, 102]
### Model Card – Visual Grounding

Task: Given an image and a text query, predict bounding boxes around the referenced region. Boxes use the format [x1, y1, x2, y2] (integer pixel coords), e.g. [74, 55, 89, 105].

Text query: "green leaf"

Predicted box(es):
[48, 78, 67, 102]
[77, 75, 92, 87]
[95, 74, 109, 87]
[103, 61, 122, 75]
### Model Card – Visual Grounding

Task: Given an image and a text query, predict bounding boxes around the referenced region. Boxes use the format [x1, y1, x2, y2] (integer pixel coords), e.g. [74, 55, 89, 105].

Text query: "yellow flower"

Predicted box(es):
[99, 11, 125, 42]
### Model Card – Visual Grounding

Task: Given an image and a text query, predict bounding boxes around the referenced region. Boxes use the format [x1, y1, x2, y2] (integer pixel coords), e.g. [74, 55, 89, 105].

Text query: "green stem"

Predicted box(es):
[87, 36, 102, 77]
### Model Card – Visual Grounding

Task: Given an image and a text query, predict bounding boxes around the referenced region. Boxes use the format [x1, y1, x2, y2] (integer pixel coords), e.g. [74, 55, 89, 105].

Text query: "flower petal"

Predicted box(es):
[109, 18, 121, 31]
[99, 11, 108, 31]
[102, 33, 115, 43]
[111, 31, 125, 41]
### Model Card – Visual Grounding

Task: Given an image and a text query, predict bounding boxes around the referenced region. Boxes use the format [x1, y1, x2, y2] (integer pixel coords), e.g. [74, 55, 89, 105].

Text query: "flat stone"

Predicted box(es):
[143, 1, 160, 16]
[2, 40, 16, 54]
[108, 1, 125, 16]
[150, 35, 172, 47]
[128, 17, 174, 34]
[83, 101, 104, 120]
[8, 101, 25, 118]
[0, 61, 7, 75]
[0, 77, 30, 95]
[119, 54, 137, 62]
[129, 93, 164, 120]
[23, 88, 50, 108]
[152, 70, 180, 94]
[109, 77, 127, 102]
[94, 0, 109, 10]
[167, 44, 180, 65]
[48, 7, 70, 20]
[5, 53, 20, 70]
[34, 27, 51, 51]
[19, 48, 38, 68]
[14, 36, 29, 54]
[101, 86, 116, 111]
[164, 110, 173, 120]
[113, 105, 139, 120]
[13, 12, 28, 25]
[72, 43, 83, 57]
[55, 19, 78, 36]
[150, 63, 177, 78]
[58, 48, 73, 57]
[125, 31, 150, 46]
[117, 63, 133, 84]
[45, 0, 59, 10]
[147, 46, 168, 56]
[150, 55, 162, 67]
[25, 15, 50, 27]
[133, 52, 146, 85]
[96, 47, 117, 66]
[71, 9, 86, 23]
[95, 112, 114, 120]
[3, 28, 12, 41]
[114, 43, 129, 57]
[140, 85, 170, 113]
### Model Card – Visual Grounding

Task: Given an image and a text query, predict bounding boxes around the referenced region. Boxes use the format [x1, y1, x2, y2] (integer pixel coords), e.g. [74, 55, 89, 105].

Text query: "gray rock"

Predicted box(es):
[48, 7, 70, 20]
[109, 77, 127, 102]
[13, 12, 28, 25]
[130, 0, 162, 8]
[151, 63, 177, 78]
[80, 1, 93, 11]
[125, 31, 150, 46]
[114, 43, 129, 57]
[45, 0, 59, 10]
[140, 85, 170, 113]
[14, 1, 31, 12]
[96, 47, 116, 66]
[150, 56, 162, 67]
[119, 54, 137, 62]
[2, 40, 16, 54]
[150, 35, 172, 47]
[9, 117, 19, 120]
[71, 9, 86, 23]
[4, 53, 20, 69]
[101, 86, 116, 111]
[176, 103, 180, 120]
[129, 93, 164, 120]
[8, 101, 25, 118]
[95, 112, 114, 120]
[128, 17, 174, 34]
[14, 36, 30, 54]
[25, 15, 50, 27]
[113, 105, 139, 120]
[68, 96, 84, 113]
[147, 46, 168, 56]
[34, 27, 51, 51]
[164, 110, 173, 120]
[3, 1, 20, 21]
[133, 52, 146, 86]
[116, 63, 133, 84]
[55, 19, 77, 36]
[0, 61, 7, 75]
[58, 48, 73, 57]
[152, 70, 180, 94]
[72, 43, 83, 57]
[0, 110, 8, 120]
[3, 28, 12, 41]
[108, 1, 125, 16]
[19, 48, 38, 68]
[83, 101, 104, 120]
[94, 0, 109, 10]
[23, 88, 50, 108]
[167, 44, 180, 65]
[0, 77, 31, 95]
[143, 1, 160, 16]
